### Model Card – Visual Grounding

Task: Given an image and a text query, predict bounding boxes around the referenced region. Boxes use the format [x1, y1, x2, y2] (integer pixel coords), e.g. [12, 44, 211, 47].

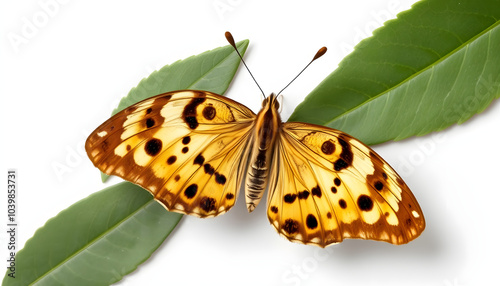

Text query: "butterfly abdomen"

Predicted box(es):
[245, 94, 282, 212]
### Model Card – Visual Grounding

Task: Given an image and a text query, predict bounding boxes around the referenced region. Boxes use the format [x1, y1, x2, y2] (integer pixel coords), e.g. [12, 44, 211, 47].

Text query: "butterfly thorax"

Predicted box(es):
[245, 93, 282, 212]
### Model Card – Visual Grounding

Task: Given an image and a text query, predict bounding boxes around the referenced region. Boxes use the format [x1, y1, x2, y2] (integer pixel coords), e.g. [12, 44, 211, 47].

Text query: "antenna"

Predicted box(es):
[276, 46, 327, 96]
[225, 31, 266, 99]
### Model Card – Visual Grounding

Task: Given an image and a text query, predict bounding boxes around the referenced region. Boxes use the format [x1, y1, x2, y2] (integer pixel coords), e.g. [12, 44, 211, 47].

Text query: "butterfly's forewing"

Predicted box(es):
[267, 122, 425, 247]
[86, 90, 256, 217]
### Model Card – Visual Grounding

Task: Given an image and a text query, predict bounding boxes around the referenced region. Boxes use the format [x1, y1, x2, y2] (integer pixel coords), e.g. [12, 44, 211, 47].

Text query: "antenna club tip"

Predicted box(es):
[313, 47, 327, 61]
[225, 31, 237, 47]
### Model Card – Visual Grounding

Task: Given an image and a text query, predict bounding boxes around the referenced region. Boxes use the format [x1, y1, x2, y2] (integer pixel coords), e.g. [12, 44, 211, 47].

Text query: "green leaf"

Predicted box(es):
[2, 182, 182, 286]
[113, 39, 249, 116]
[101, 39, 249, 182]
[289, 0, 500, 145]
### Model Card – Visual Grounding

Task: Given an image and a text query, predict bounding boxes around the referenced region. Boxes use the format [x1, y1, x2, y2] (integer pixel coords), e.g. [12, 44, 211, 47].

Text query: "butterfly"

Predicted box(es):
[85, 33, 425, 248]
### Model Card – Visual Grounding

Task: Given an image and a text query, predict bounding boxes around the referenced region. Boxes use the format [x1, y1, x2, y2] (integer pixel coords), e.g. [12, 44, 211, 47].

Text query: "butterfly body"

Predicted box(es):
[86, 90, 425, 247]
[245, 93, 281, 212]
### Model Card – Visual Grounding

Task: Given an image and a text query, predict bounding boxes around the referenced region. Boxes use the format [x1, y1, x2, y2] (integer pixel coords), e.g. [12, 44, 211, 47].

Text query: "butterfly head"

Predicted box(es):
[262, 93, 280, 111]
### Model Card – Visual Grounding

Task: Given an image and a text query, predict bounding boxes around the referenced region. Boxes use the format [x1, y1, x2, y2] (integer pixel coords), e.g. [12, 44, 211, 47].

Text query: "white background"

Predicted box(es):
[1, 0, 499, 285]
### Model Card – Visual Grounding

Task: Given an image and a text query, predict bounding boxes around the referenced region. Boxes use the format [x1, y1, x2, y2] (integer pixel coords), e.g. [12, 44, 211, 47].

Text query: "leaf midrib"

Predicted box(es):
[324, 19, 500, 128]
[30, 198, 158, 285]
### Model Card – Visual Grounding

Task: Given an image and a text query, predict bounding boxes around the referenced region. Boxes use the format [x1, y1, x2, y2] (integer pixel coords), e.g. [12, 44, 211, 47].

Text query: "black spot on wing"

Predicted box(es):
[283, 219, 299, 234]
[215, 173, 226, 185]
[298, 190, 310, 200]
[333, 137, 354, 171]
[194, 154, 205, 165]
[306, 214, 318, 229]
[284, 194, 297, 204]
[338, 138, 353, 165]
[184, 117, 198, 129]
[339, 199, 347, 209]
[202, 105, 216, 120]
[204, 164, 215, 175]
[167, 156, 177, 165]
[145, 118, 155, 128]
[334, 178, 341, 186]
[311, 186, 322, 198]
[357, 195, 374, 211]
[184, 184, 198, 199]
[200, 196, 217, 213]
[334, 159, 348, 171]
[321, 140, 335, 155]
[182, 95, 206, 129]
[144, 139, 162, 156]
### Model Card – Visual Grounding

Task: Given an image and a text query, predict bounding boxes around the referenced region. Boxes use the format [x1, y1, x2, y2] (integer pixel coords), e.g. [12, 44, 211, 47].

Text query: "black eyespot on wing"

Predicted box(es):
[202, 105, 216, 120]
[321, 140, 335, 155]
